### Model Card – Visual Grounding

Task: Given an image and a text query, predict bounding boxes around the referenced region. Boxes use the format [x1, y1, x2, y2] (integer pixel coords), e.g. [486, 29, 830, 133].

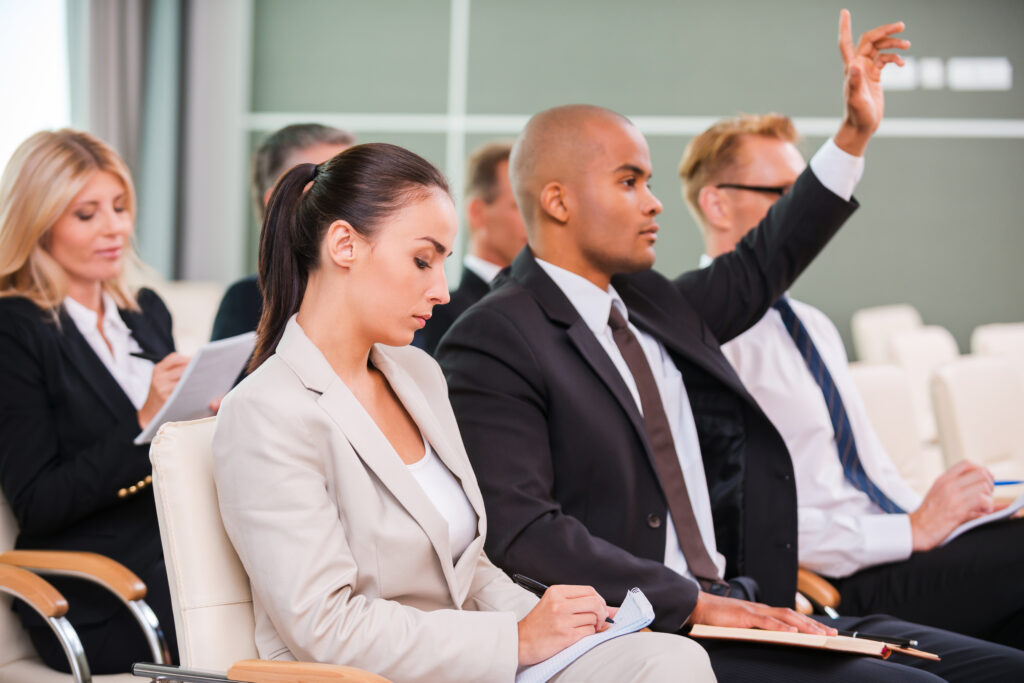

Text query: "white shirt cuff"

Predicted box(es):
[860, 513, 914, 567]
[808, 137, 865, 202]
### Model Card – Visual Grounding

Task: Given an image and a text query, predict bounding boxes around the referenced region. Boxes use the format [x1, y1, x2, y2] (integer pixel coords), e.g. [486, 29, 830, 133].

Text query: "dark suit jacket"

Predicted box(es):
[413, 267, 490, 355]
[211, 274, 262, 341]
[0, 289, 174, 626]
[436, 168, 857, 632]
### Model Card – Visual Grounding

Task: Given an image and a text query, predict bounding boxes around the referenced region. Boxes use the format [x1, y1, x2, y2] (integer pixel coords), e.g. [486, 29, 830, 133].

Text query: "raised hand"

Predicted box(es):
[834, 9, 910, 156]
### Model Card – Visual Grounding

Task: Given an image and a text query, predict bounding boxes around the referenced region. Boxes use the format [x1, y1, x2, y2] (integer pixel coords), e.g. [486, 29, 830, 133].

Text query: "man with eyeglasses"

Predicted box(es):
[680, 112, 1024, 648]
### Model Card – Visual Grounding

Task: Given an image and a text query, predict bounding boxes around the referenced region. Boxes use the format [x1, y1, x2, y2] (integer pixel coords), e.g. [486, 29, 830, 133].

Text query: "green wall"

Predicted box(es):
[246, 0, 1024, 354]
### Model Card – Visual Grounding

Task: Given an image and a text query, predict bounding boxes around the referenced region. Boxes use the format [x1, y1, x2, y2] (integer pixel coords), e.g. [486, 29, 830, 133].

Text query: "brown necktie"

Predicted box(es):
[607, 305, 725, 590]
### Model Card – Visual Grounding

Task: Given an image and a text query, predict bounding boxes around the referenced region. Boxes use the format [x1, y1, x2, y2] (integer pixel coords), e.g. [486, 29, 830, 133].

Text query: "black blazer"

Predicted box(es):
[0, 289, 174, 626]
[413, 267, 490, 355]
[437, 168, 857, 632]
[211, 274, 262, 341]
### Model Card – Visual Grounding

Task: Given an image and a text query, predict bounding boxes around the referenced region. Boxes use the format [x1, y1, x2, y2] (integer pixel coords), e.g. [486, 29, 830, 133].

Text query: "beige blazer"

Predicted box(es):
[213, 317, 538, 682]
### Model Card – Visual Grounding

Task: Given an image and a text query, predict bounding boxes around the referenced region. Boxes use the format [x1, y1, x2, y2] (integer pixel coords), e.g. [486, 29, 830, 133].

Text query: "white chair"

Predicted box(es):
[847, 363, 944, 496]
[152, 281, 226, 356]
[850, 304, 922, 364]
[139, 418, 389, 682]
[971, 323, 1024, 379]
[0, 493, 165, 682]
[932, 356, 1024, 483]
[887, 325, 959, 445]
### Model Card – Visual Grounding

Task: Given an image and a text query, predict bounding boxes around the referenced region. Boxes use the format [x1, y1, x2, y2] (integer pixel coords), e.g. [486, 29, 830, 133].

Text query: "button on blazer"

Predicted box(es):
[213, 317, 537, 683]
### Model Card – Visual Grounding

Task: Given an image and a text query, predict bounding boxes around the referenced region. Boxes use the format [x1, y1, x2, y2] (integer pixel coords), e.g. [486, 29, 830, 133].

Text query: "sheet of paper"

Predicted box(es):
[515, 587, 655, 683]
[134, 332, 256, 444]
[941, 491, 1024, 546]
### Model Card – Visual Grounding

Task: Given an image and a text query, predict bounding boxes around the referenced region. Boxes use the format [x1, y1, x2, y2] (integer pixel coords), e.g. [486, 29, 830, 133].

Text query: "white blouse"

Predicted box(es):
[63, 293, 154, 410]
[406, 435, 478, 562]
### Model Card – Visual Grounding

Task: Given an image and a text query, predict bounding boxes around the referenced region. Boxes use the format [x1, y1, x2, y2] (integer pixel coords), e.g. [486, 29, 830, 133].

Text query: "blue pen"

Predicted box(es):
[995, 480, 1024, 486]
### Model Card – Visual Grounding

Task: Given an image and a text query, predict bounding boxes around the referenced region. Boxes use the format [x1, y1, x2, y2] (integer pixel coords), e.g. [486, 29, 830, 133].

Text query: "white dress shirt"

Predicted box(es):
[63, 293, 154, 410]
[407, 435, 479, 562]
[462, 254, 502, 285]
[536, 258, 725, 587]
[719, 294, 923, 578]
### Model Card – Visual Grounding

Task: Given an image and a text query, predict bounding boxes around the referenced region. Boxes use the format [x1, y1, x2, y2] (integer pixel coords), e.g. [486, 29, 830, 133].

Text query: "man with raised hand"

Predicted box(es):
[438, 10, 1023, 681]
[680, 110, 1024, 648]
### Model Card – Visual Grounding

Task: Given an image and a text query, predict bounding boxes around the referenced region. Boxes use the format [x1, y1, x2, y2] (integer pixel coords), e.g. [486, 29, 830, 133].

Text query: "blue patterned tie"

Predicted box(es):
[772, 297, 904, 514]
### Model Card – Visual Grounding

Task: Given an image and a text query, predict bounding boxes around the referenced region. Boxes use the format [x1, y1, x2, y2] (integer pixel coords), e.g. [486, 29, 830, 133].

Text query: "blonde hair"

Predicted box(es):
[678, 113, 799, 230]
[0, 129, 139, 311]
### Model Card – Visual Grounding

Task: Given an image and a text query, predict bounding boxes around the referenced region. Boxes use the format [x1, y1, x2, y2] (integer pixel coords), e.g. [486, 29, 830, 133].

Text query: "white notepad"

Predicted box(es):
[941, 491, 1024, 546]
[515, 587, 655, 683]
[134, 332, 256, 444]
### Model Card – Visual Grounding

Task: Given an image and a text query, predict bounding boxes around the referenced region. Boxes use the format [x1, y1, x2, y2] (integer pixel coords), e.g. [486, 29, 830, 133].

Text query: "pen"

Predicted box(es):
[512, 573, 614, 624]
[130, 351, 166, 363]
[994, 480, 1024, 486]
[838, 630, 917, 648]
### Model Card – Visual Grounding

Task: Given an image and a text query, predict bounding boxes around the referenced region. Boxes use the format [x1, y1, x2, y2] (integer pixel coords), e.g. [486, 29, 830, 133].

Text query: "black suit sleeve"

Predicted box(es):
[675, 167, 858, 344]
[0, 306, 156, 537]
[211, 277, 262, 341]
[439, 305, 700, 632]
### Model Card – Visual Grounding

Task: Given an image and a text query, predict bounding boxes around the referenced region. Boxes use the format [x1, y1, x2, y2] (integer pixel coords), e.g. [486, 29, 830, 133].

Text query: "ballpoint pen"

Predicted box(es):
[512, 573, 614, 623]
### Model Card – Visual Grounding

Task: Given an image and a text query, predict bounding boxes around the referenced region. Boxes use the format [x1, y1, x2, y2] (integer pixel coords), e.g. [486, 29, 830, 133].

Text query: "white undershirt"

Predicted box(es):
[407, 435, 479, 562]
[63, 293, 153, 410]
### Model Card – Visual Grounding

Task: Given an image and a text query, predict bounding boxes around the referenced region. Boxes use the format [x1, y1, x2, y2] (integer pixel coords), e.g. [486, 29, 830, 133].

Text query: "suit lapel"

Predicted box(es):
[56, 308, 136, 419]
[276, 320, 466, 605]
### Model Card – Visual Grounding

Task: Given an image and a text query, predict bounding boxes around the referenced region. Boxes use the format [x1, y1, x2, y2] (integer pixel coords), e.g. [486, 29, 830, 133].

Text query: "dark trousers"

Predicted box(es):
[698, 613, 1024, 682]
[27, 558, 178, 675]
[832, 518, 1024, 648]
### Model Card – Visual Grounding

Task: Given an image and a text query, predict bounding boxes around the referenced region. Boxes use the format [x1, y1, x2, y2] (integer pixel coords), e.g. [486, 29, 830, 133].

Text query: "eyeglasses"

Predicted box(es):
[715, 183, 791, 196]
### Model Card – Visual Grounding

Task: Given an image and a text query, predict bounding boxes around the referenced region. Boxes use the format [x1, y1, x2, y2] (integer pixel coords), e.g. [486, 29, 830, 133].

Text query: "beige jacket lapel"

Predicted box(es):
[369, 346, 487, 604]
[275, 318, 477, 606]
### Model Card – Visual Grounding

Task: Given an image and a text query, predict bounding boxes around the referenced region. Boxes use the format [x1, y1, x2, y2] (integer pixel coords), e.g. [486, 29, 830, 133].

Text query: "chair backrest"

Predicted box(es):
[850, 304, 923, 364]
[0, 496, 40, 668]
[932, 356, 1024, 479]
[847, 363, 945, 495]
[887, 325, 959, 443]
[153, 281, 226, 356]
[971, 323, 1024, 379]
[148, 418, 258, 669]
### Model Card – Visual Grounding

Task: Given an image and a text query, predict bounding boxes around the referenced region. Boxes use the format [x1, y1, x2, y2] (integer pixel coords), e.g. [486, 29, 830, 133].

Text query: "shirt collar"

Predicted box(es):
[534, 257, 627, 335]
[63, 292, 128, 336]
[699, 253, 714, 268]
[462, 254, 503, 284]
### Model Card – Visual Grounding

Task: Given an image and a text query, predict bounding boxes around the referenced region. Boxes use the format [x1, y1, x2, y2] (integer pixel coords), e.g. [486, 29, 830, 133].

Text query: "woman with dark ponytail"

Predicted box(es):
[212, 143, 712, 682]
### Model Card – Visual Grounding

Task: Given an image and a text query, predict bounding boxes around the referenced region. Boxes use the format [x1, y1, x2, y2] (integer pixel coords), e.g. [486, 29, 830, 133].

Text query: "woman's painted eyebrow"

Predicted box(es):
[417, 237, 449, 254]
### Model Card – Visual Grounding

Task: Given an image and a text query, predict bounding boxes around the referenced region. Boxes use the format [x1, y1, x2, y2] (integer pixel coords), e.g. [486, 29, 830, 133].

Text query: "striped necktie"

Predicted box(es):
[772, 297, 904, 514]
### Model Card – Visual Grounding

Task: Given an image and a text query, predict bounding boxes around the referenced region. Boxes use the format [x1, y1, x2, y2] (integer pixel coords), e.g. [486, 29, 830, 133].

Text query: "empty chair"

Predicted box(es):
[971, 323, 1024, 379]
[932, 356, 1024, 482]
[142, 418, 386, 682]
[887, 325, 959, 444]
[850, 304, 922, 364]
[152, 281, 226, 356]
[848, 363, 945, 496]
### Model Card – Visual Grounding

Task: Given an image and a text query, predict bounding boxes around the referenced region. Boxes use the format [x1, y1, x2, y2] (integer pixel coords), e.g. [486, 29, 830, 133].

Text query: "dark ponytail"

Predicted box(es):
[248, 143, 449, 372]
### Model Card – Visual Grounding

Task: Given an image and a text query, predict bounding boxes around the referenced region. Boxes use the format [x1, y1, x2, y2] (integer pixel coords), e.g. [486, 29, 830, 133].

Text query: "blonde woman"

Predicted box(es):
[0, 130, 182, 672]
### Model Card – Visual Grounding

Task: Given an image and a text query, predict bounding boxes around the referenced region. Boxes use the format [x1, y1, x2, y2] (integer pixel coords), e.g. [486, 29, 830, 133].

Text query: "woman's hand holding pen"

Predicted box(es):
[516, 584, 615, 666]
[137, 352, 190, 429]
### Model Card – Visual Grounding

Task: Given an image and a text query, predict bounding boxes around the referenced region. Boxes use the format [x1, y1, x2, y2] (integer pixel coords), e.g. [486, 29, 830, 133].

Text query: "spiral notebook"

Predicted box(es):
[515, 587, 655, 683]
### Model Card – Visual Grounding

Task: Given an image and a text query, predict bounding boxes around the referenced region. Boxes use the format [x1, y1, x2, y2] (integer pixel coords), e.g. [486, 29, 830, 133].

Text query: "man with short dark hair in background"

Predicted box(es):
[680, 112, 1024, 648]
[211, 123, 354, 341]
[414, 140, 527, 354]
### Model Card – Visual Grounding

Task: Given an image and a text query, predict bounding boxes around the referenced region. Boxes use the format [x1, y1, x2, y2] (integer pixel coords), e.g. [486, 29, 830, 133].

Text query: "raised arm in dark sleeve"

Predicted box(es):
[675, 166, 857, 344]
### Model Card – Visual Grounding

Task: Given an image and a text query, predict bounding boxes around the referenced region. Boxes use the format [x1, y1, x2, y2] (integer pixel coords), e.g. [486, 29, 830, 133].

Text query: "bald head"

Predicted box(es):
[510, 105, 633, 232]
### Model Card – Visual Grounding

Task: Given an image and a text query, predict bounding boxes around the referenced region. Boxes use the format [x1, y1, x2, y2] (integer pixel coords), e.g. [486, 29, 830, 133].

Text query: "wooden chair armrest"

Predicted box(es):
[227, 659, 392, 683]
[0, 563, 68, 618]
[797, 568, 840, 609]
[0, 550, 146, 601]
